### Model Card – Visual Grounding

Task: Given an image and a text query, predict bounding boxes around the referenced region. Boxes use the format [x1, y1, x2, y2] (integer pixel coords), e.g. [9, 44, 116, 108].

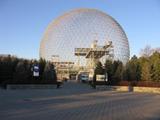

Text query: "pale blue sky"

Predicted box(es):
[0, 0, 160, 59]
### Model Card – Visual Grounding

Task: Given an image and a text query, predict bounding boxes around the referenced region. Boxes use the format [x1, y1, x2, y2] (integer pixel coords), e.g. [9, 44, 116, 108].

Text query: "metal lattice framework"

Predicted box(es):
[40, 8, 130, 65]
[75, 40, 114, 69]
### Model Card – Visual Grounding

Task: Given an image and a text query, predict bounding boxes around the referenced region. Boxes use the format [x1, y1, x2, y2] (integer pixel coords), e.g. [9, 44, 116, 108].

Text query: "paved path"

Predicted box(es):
[0, 81, 160, 120]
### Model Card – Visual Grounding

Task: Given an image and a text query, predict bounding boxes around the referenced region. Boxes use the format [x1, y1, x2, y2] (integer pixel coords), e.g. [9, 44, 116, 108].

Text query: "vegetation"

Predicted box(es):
[93, 61, 105, 83]
[0, 55, 57, 88]
[0, 46, 160, 88]
[104, 60, 123, 85]
[94, 46, 160, 86]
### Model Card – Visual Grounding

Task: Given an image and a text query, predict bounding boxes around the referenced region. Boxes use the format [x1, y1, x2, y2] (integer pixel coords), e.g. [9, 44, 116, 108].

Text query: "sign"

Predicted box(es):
[33, 65, 39, 77]
[96, 75, 105, 81]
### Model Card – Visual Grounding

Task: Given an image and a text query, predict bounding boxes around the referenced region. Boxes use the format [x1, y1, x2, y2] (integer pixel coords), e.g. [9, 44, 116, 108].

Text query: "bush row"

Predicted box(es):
[0, 55, 57, 88]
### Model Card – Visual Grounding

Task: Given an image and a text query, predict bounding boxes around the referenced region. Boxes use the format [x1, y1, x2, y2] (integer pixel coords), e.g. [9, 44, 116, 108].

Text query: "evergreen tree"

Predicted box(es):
[141, 61, 151, 81]
[0, 55, 17, 85]
[112, 61, 120, 75]
[111, 61, 123, 85]
[151, 61, 160, 82]
[150, 52, 160, 81]
[14, 61, 28, 83]
[126, 55, 141, 81]
[104, 60, 113, 81]
[95, 61, 104, 74]
[39, 58, 46, 80]
[43, 62, 57, 82]
[25, 60, 33, 83]
[104, 60, 124, 85]
[93, 61, 105, 83]
[113, 61, 123, 81]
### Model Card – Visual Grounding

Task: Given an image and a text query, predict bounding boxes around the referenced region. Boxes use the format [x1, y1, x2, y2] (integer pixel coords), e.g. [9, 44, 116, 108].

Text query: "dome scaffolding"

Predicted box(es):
[39, 8, 130, 80]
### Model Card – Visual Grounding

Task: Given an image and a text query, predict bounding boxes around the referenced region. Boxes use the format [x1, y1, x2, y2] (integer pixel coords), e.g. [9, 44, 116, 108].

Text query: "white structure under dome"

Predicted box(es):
[40, 8, 130, 65]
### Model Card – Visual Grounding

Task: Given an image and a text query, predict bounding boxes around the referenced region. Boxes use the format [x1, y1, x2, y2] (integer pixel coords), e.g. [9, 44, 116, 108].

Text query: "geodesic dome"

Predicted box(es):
[40, 8, 130, 64]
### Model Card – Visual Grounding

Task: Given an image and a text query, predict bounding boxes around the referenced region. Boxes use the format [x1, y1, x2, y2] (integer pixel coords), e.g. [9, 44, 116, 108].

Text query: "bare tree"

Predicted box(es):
[140, 45, 153, 57]
[154, 47, 160, 53]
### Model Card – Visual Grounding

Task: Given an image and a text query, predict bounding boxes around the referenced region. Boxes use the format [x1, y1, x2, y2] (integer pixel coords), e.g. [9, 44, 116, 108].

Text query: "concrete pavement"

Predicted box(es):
[0, 81, 160, 120]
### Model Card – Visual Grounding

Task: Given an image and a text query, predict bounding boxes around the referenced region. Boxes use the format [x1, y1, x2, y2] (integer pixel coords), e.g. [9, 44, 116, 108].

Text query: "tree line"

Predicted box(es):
[0, 46, 160, 87]
[0, 55, 57, 88]
[94, 49, 160, 85]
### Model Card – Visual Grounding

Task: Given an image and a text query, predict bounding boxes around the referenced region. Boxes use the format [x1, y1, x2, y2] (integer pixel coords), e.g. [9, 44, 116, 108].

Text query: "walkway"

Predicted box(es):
[0, 81, 160, 120]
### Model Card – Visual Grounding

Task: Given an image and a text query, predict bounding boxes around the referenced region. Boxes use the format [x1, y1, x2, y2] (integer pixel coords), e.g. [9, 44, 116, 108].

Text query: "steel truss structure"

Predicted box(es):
[40, 9, 130, 78]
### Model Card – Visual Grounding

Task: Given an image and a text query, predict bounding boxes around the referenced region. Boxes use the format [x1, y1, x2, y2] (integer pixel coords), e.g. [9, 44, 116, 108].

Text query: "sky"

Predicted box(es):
[0, 0, 160, 59]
